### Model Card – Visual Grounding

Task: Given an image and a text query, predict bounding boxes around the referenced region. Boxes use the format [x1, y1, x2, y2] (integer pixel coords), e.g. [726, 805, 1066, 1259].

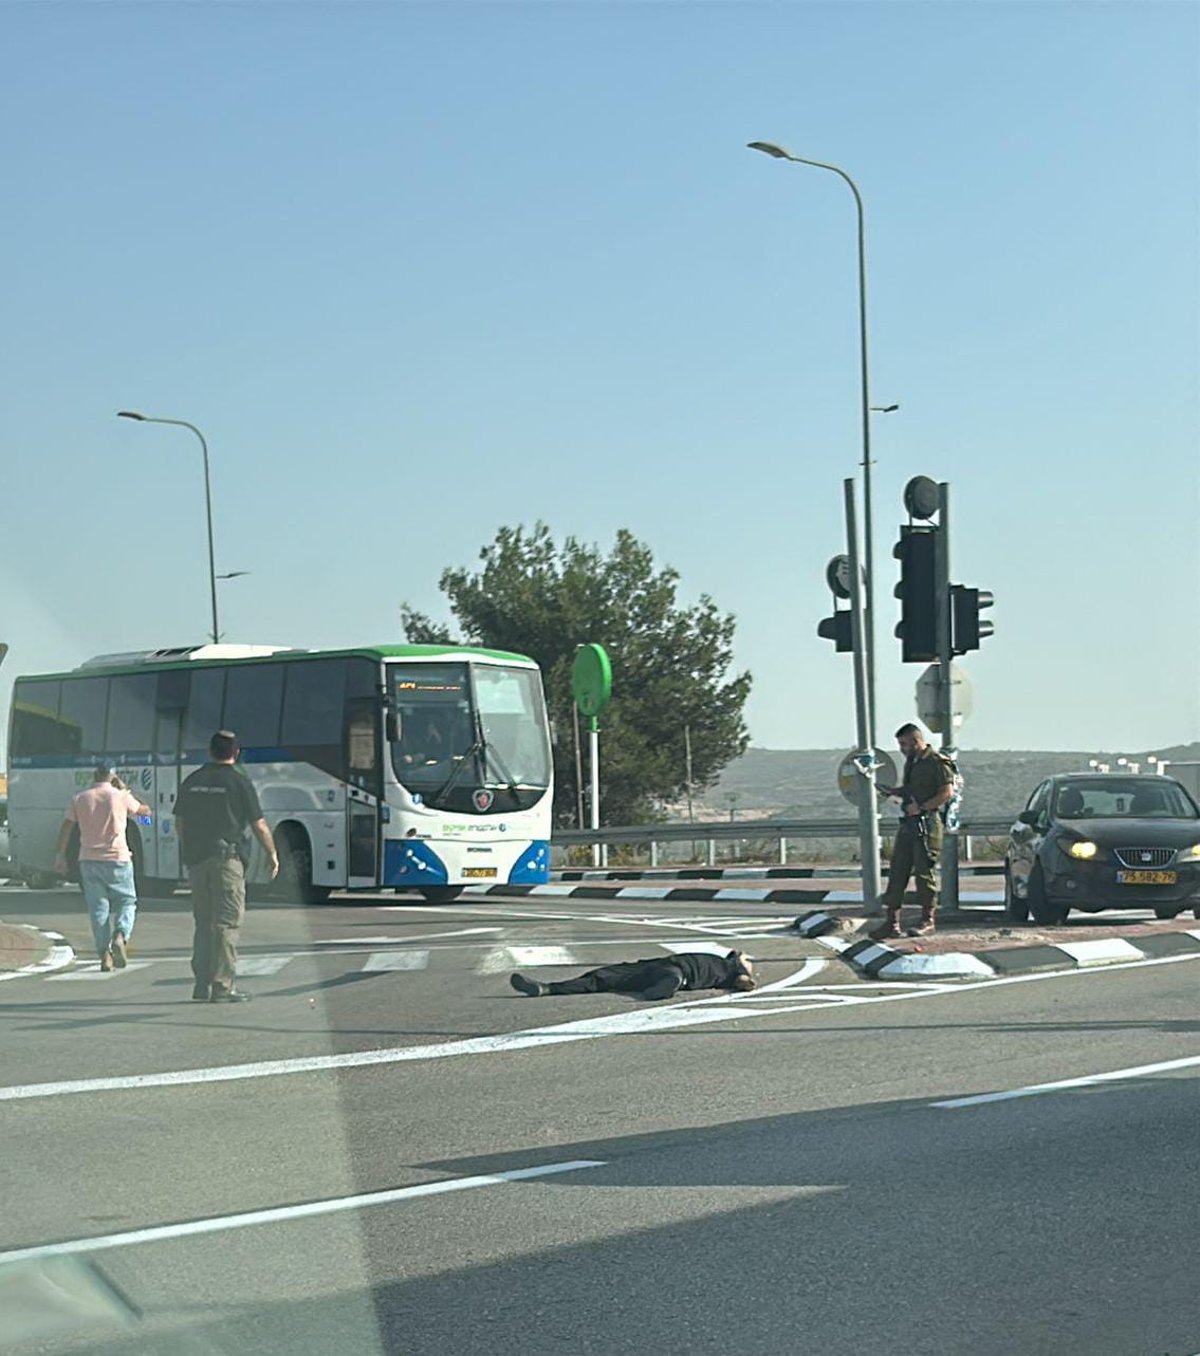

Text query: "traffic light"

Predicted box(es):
[817, 609, 853, 652]
[951, 586, 995, 653]
[894, 525, 938, 662]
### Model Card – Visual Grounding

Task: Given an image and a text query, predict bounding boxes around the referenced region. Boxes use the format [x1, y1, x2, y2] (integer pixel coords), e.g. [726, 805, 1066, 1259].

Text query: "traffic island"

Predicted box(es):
[0, 921, 75, 980]
[792, 908, 1200, 981]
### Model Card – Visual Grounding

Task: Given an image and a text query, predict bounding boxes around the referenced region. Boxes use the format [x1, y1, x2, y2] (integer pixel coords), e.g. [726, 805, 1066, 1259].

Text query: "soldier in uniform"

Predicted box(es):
[870, 722, 956, 939]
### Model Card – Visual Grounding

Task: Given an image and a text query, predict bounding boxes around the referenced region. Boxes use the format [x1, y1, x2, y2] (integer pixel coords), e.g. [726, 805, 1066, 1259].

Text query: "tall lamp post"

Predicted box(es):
[117, 411, 221, 643]
[748, 140, 878, 742]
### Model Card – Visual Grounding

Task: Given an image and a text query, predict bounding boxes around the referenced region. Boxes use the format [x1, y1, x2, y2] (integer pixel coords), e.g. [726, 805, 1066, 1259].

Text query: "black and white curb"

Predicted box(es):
[465, 882, 1002, 906]
[554, 865, 1003, 882]
[0, 926, 76, 981]
[791, 913, 1200, 981]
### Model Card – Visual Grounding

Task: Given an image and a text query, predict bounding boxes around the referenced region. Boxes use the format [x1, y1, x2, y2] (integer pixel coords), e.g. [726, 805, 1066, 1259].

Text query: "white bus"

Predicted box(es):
[7, 643, 553, 902]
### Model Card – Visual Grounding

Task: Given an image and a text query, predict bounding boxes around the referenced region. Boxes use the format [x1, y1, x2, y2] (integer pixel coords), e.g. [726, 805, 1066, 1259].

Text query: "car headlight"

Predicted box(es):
[1177, 843, 1200, 863]
[1067, 840, 1098, 860]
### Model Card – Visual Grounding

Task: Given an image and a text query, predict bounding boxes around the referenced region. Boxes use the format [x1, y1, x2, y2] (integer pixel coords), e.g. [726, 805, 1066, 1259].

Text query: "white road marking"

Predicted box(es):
[505, 946, 578, 967]
[659, 942, 737, 957]
[475, 946, 578, 973]
[3, 948, 1196, 1107]
[361, 950, 430, 972]
[315, 936, 406, 945]
[751, 958, 830, 992]
[931, 1054, 1200, 1109]
[46, 961, 152, 982]
[0, 1159, 606, 1267]
[236, 955, 294, 976]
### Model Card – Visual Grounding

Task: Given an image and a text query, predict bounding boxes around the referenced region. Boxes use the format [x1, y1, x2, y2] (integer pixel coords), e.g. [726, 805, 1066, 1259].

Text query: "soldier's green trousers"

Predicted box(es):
[882, 816, 943, 911]
[189, 853, 247, 993]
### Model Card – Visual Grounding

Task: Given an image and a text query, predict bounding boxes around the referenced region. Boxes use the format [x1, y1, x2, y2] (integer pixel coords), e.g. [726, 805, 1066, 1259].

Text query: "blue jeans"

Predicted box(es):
[79, 860, 138, 957]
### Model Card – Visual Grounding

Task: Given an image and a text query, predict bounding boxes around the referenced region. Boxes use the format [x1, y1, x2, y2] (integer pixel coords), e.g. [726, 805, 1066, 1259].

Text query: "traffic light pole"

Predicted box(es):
[935, 481, 959, 909]
[844, 479, 882, 907]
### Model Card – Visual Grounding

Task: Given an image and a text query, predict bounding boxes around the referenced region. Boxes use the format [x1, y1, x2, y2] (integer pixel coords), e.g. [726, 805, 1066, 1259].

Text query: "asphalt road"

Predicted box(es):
[1, 886, 1197, 1355]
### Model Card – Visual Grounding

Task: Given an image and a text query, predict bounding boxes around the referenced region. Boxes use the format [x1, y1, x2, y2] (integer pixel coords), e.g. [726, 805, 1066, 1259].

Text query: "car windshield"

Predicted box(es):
[1053, 779, 1199, 820]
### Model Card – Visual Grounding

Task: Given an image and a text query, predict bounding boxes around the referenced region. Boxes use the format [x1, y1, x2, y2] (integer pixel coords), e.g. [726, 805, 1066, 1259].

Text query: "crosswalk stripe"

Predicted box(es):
[475, 946, 579, 974]
[659, 942, 735, 957]
[236, 956, 294, 976]
[361, 950, 430, 972]
[507, 946, 577, 967]
[47, 961, 153, 981]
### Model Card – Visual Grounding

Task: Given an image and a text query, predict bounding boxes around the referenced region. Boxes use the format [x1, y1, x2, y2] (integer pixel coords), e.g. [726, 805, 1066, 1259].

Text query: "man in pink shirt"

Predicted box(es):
[54, 765, 151, 972]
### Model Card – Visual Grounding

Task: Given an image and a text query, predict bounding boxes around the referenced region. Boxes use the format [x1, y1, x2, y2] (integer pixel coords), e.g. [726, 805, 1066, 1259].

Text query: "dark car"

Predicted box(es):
[1005, 774, 1200, 925]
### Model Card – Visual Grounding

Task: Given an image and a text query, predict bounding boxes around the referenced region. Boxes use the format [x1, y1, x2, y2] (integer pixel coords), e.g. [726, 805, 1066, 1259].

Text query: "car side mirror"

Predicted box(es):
[1018, 809, 1040, 828]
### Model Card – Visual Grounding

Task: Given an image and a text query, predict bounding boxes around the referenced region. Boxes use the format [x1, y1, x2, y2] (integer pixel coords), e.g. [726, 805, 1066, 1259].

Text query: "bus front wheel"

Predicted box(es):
[420, 886, 464, 904]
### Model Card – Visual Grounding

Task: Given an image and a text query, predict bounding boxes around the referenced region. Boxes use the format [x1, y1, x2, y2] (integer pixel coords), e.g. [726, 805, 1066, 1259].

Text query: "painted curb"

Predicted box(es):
[0, 927, 76, 981]
[465, 883, 1004, 906]
[554, 865, 1004, 882]
[813, 923, 1200, 982]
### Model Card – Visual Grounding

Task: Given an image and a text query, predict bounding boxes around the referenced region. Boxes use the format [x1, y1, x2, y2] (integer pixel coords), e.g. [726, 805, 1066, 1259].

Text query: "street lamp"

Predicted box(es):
[748, 140, 878, 740]
[117, 410, 221, 643]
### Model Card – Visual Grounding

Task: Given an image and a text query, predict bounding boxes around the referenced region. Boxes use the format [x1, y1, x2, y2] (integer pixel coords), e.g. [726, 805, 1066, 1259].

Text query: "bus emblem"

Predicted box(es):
[472, 789, 494, 812]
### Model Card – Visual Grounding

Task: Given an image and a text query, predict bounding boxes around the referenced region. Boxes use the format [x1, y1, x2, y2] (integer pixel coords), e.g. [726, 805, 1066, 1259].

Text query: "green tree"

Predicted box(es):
[402, 524, 752, 826]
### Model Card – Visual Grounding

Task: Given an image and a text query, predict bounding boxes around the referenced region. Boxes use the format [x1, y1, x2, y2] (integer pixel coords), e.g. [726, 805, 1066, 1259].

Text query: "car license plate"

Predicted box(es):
[1115, 870, 1177, 885]
[463, 867, 497, 879]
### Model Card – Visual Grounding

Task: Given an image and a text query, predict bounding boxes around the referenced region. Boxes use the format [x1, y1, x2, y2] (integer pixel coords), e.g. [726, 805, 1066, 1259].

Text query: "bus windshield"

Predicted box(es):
[389, 663, 550, 813]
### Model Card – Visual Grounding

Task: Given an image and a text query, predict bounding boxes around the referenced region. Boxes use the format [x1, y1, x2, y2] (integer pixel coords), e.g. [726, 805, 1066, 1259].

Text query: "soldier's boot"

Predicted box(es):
[868, 907, 903, 941]
[907, 904, 937, 937]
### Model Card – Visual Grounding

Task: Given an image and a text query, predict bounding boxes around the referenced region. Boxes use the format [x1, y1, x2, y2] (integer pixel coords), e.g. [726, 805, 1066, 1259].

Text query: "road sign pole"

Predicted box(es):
[935, 481, 959, 909]
[572, 644, 613, 870]
[844, 479, 882, 906]
[588, 717, 603, 867]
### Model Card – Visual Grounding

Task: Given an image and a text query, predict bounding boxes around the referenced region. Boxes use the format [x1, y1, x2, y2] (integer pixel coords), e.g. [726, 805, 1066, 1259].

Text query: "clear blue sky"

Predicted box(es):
[2, 1, 1197, 759]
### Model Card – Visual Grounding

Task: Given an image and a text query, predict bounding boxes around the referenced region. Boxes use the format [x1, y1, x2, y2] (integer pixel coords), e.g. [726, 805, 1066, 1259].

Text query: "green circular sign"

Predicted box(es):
[571, 643, 612, 718]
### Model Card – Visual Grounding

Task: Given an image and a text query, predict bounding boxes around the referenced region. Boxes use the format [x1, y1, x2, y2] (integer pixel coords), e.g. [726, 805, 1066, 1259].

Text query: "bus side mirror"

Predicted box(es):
[385, 714, 399, 743]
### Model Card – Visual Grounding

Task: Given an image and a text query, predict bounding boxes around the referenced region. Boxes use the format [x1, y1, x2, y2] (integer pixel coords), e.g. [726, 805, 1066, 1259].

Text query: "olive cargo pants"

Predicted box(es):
[882, 816, 943, 912]
[189, 853, 247, 993]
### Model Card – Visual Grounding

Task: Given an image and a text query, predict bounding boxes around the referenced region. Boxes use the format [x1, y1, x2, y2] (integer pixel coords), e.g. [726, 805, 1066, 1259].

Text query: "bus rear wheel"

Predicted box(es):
[420, 886, 464, 904]
[277, 828, 332, 906]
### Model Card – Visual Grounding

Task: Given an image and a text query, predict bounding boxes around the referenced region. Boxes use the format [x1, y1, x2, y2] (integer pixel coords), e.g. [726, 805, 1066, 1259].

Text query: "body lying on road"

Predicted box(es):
[510, 949, 755, 1001]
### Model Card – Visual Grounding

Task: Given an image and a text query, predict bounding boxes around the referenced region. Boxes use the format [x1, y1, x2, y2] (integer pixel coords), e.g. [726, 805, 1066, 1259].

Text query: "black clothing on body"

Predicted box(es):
[176, 763, 263, 867]
[544, 952, 744, 1000]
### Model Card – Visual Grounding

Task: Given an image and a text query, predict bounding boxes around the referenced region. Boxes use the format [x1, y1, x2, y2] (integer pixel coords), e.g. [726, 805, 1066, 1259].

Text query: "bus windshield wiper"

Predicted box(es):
[433, 739, 484, 803]
[472, 710, 524, 806]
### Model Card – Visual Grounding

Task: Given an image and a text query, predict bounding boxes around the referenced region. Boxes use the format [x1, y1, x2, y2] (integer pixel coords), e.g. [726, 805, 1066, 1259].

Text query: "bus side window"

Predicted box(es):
[183, 668, 226, 756]
[59, 677, 111, 756]
[105, 674, 157, 755]
[10, 680, 64, 757]
[222, 664, 284, 749]
[347, 705, 377, 772]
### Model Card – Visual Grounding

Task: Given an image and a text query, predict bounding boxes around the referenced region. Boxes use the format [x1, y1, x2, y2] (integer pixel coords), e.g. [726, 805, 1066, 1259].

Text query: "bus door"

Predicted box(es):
[153, 671, 188, 883]
[346, 695, 380, 889]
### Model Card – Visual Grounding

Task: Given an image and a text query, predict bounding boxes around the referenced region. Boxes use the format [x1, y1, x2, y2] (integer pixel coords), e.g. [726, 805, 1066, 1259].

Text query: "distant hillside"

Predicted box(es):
[687, 743, 1200, 822]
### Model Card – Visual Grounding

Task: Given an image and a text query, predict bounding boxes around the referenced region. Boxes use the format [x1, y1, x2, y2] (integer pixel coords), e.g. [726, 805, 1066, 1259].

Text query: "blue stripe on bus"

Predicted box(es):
[508, 840, 551, 884]
[383, 838, 449, 887]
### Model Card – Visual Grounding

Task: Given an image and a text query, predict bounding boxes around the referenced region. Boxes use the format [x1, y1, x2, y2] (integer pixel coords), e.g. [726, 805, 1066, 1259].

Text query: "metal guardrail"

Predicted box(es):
[552, 815, 1016, 868]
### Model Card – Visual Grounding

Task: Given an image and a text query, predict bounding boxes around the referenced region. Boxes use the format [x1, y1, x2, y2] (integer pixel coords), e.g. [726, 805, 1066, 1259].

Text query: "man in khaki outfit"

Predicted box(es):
[176, 730, 279, 1003]
[870, 723, 956, 939]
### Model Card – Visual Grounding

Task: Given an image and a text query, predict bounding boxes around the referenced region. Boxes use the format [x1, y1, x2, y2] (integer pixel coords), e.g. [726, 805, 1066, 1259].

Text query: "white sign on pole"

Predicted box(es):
[916, 662, 973, 733]
[837, 748, 899, 807]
